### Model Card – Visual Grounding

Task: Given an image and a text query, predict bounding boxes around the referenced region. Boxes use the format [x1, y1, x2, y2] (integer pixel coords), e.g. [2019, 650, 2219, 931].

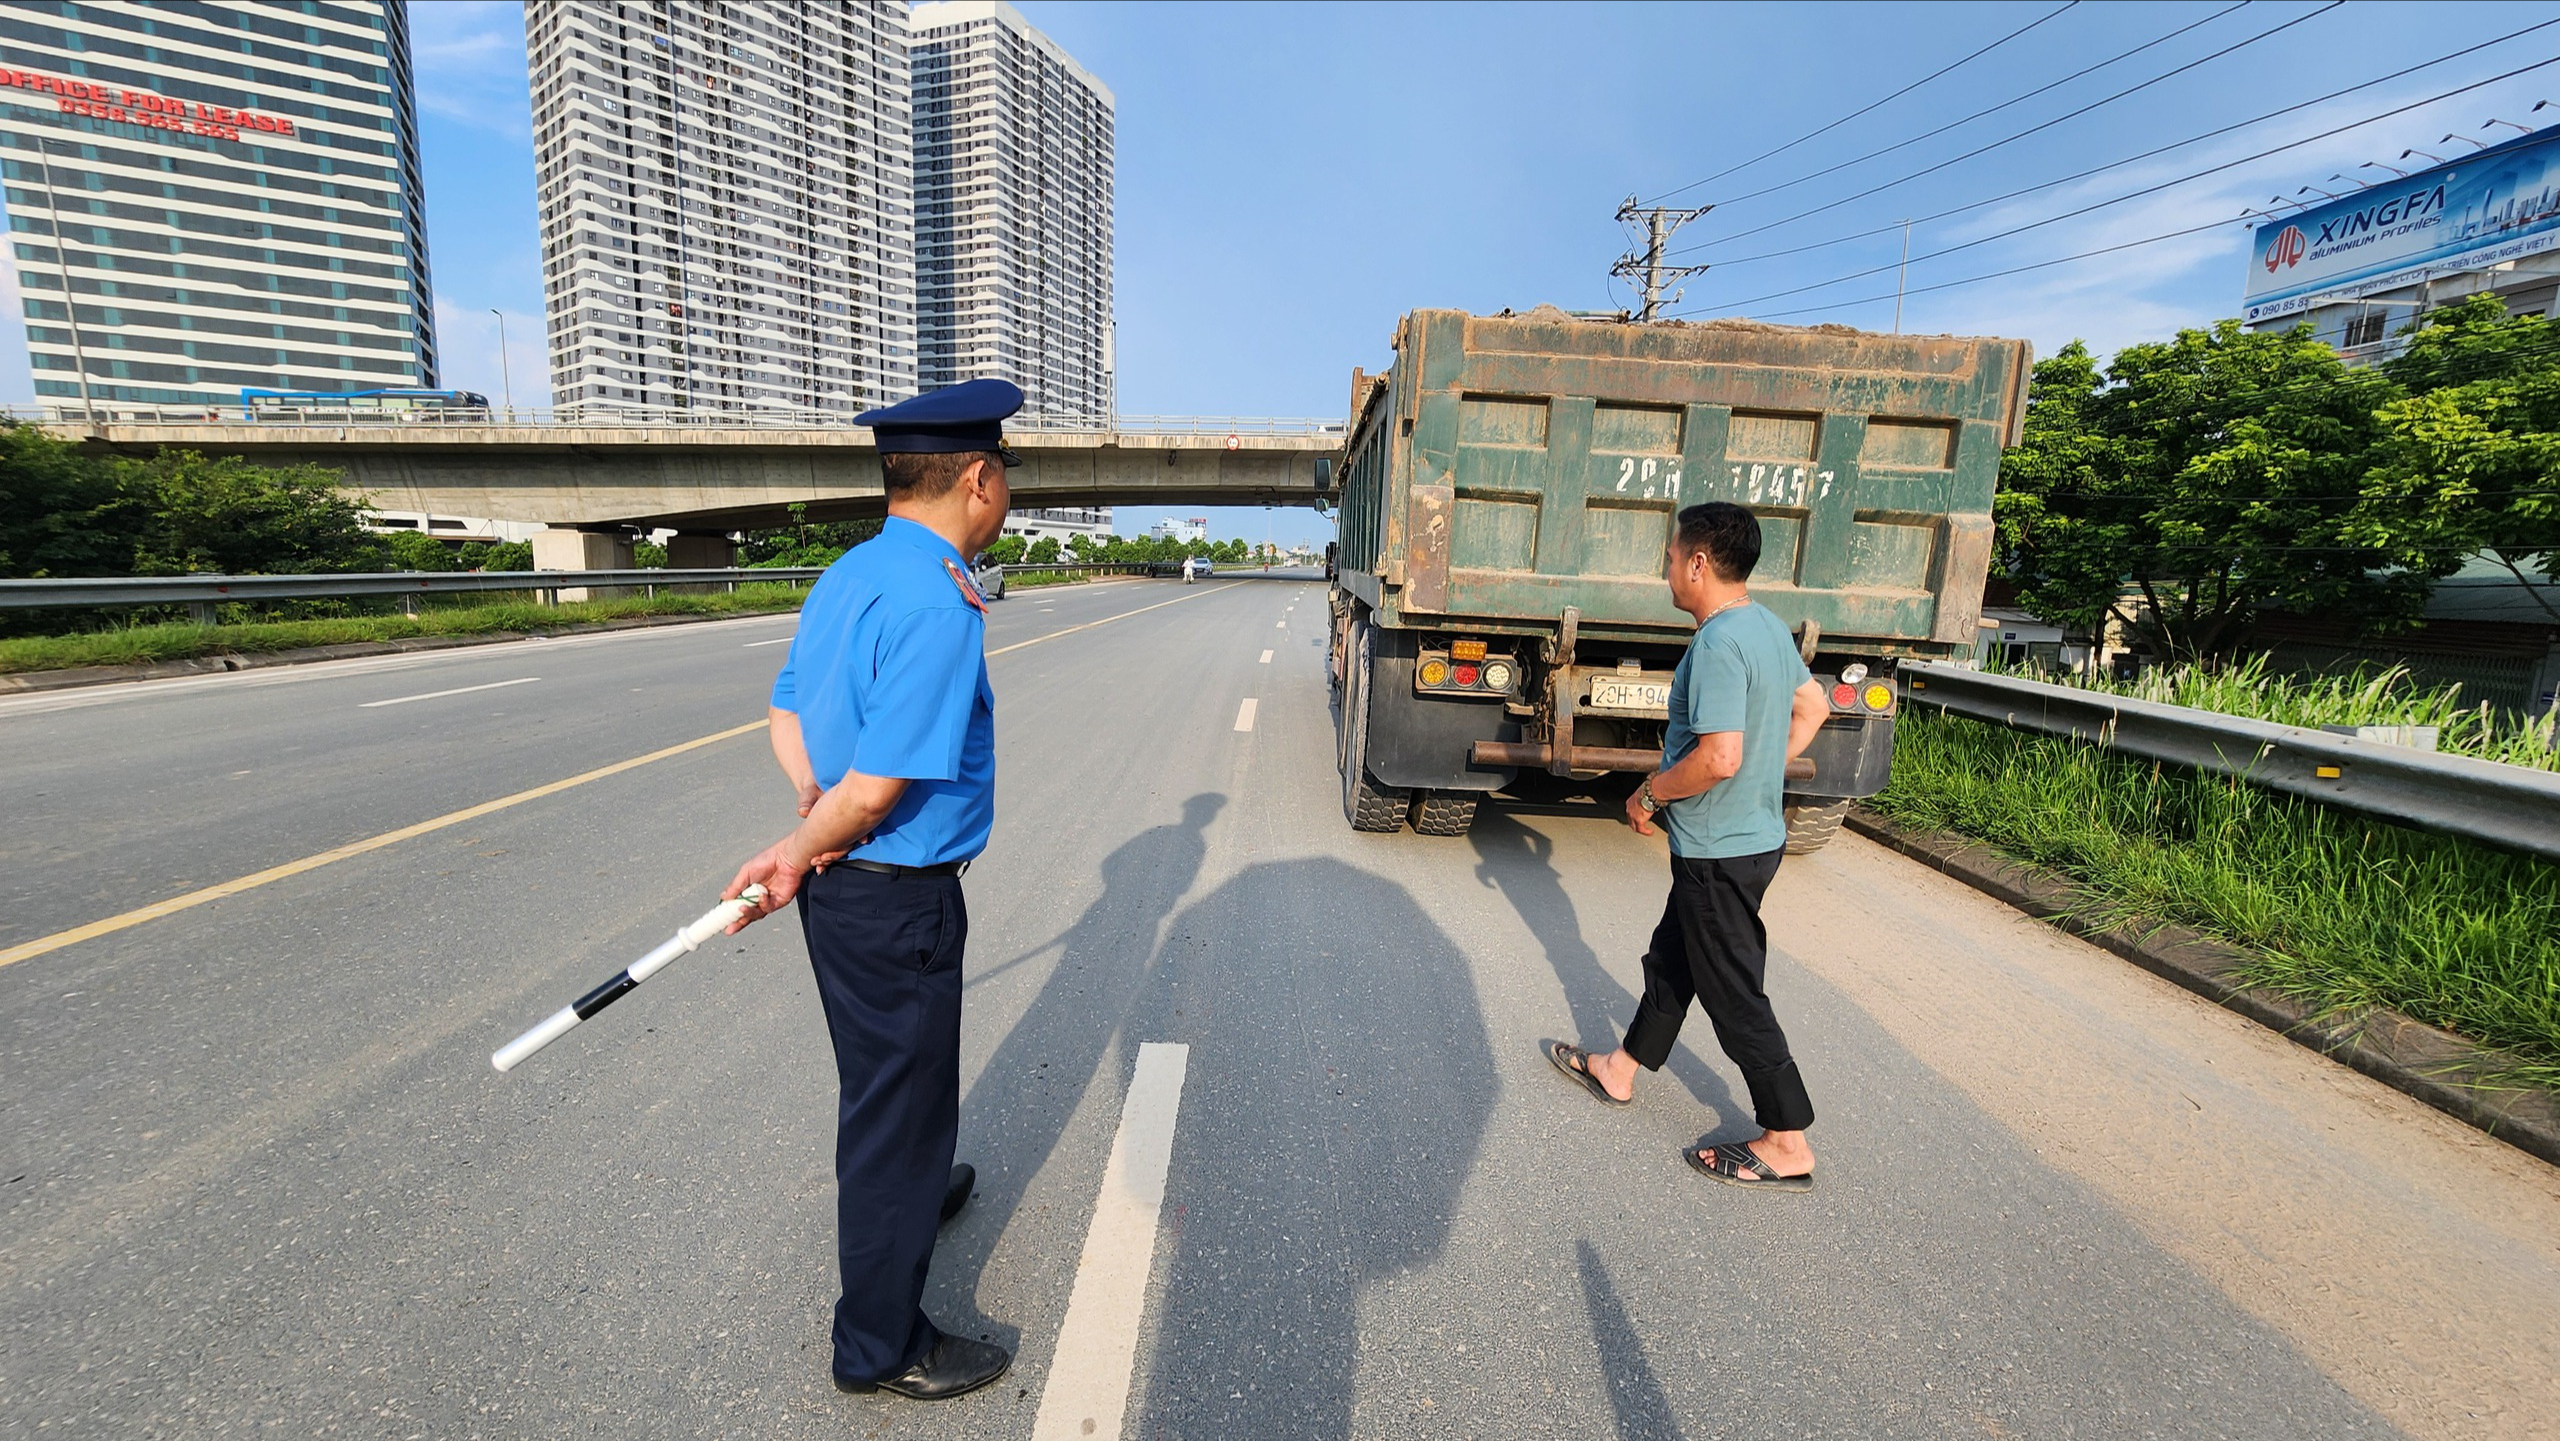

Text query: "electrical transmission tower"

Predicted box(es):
[1611, 198, 1712, 321]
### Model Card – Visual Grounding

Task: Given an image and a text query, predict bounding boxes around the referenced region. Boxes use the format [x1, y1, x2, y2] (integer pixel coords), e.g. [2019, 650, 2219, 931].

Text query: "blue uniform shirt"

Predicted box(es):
[771, 517, 995, 866]
[1661, 602, 1812, 860]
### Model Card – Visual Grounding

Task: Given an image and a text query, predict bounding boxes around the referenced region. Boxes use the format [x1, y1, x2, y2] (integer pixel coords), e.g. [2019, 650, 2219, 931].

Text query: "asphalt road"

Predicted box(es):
[3, 572, 2555, 1441]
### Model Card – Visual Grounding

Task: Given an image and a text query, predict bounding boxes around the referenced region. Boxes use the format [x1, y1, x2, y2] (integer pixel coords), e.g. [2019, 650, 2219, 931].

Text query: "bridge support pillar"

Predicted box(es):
[532, 526, 636, 602]
[664, 531, 738, 592]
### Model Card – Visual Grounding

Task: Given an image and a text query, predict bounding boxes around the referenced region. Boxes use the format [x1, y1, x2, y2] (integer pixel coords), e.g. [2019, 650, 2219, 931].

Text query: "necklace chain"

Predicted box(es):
[1703, 594, 1750, 623]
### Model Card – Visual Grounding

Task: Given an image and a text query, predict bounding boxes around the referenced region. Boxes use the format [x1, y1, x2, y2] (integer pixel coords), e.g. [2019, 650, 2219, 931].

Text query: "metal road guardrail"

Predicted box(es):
[0, 568, 827, 609]
[1899, 660, 2560, 864]
[0, 403, 1348, 437]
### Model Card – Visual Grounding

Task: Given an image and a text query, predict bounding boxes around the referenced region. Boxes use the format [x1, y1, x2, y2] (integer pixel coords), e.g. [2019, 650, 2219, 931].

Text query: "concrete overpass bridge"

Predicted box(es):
[18, 407, 1343, 567]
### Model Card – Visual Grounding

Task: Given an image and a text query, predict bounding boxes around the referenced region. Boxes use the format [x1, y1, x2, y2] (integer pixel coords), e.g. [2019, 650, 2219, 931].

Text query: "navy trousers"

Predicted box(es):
[797, 865, 966, 1383]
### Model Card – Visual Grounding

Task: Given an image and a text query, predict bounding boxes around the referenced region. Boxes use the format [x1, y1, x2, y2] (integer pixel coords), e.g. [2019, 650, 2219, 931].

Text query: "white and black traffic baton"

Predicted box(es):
[491, 884, 768, 1072]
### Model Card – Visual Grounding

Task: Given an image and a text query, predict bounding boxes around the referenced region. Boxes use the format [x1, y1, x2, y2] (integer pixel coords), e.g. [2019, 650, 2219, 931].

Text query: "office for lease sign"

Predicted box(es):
[0, 67, 298, 142]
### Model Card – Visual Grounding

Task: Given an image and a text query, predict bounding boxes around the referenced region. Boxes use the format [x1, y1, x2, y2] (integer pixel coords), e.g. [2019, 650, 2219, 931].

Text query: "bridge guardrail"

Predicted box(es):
[1899, 660, 2560, 864]
[2, 404, 1349, 438]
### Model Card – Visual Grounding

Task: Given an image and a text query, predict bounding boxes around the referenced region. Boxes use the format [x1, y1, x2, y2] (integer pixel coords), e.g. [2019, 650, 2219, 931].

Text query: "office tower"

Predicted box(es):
[0, 0, 435, 408]
[525, 0, 916, 414]
[910, 0, 1113, 419]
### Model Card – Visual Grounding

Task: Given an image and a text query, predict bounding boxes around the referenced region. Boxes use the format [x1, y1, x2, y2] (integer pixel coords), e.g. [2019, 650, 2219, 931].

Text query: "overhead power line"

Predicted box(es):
[1637, 0, 2078, 207]
[1705, 0, 2250, 213]
[1610, 200, 1712, 321]
[1696, 15, 2560, 273]
[1673, 0, 2348, 258]
[1667, 53, 2560, 317]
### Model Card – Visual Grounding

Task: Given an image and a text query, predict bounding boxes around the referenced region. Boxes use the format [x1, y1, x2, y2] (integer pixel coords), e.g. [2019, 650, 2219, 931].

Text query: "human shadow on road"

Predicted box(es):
[1577, 1238, 1689, 1441]
[931, 792, 1224, 1331]
[1130, 858, 1497, 1440]
[1466, 810, 1740, 1116]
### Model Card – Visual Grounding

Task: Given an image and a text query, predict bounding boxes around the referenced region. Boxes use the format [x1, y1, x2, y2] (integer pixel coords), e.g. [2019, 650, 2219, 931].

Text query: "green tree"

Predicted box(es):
[982, 534, 1028, 565]
[1997, 324, 2410, 663]
[1025, 536, 1062, 565]
[2344, 295, 2560, 619]
[0, 421, 147, 578]
[127, 450, 382, 576]
[634, 539, 670, 569]
[382, 530, 463, 572]
[741, 502, 882, 563]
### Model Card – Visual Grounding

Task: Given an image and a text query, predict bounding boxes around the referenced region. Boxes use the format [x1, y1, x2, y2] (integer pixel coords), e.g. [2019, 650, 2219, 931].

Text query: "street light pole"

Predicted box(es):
[489, 308, 514, 417]
[29, 135, 97, 420]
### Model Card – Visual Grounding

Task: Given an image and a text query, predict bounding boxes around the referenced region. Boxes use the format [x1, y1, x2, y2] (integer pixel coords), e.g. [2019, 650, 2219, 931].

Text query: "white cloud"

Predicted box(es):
[434, 299, 552, 411]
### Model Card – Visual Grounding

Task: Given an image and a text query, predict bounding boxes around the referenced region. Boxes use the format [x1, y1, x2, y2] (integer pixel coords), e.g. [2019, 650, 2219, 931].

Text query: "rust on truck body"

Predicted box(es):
[1335, 308, 2032, 654]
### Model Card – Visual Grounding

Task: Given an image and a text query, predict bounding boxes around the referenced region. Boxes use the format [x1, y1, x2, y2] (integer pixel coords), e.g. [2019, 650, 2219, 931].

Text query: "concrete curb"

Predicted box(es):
[1844, 804, 2560, 1169]
[0, 606, 802, 697]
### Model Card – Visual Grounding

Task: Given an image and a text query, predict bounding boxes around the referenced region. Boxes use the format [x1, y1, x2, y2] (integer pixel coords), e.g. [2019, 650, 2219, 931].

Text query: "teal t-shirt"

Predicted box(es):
[1661, 602, 1813, 859]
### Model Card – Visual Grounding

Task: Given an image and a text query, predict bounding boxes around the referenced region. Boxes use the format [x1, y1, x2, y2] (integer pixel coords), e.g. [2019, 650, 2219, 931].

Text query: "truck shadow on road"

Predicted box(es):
[1465, 810, 1744, 1119]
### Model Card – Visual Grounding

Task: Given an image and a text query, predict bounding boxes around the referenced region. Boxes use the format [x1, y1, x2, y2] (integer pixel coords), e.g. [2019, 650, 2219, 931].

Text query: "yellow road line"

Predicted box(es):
[2, 583, 1247, 972]
[0, 719, 770, 971]
[986, 581, 1241, 658]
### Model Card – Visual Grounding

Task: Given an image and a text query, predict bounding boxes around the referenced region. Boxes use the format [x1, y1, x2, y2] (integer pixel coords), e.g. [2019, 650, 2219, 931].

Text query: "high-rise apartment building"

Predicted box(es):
[0, 0, 434, 408]
[910, 0, 1113, 419]
[525, 0, 915, 414]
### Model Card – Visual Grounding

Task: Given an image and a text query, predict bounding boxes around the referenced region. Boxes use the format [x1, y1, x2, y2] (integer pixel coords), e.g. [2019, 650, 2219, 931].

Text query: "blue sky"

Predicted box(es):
[18, 1, 2560, 546]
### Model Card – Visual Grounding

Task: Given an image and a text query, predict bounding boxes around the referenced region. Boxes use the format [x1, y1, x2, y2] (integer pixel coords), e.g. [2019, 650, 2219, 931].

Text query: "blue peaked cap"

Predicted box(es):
[858, 378, 1026, 463]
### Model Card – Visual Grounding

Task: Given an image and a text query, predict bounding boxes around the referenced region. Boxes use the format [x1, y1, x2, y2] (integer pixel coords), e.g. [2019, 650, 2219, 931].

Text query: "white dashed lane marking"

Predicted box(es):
[1030, 1043, 1191, 1441]
[357, 677, 541, 709]
[743, 636, 793, 648]
[1233, 698, 1258, 732]
[1259, 650, 1273, 664]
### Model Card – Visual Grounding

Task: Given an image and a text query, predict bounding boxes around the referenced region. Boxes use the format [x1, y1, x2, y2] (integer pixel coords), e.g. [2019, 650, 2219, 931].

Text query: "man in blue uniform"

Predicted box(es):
[723, 378, 1021, 1400]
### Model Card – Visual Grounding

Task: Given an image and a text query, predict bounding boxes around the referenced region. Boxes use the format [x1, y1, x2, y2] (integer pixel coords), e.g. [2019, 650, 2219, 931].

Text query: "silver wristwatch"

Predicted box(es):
[1638, 779, 1662, 814]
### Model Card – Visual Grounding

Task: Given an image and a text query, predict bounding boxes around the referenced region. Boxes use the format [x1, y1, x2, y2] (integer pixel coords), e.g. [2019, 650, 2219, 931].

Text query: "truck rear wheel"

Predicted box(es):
[1783, 799, 1852, 855]
[1339, 618, 1409, 832]
[1410, 792, 1479, 836]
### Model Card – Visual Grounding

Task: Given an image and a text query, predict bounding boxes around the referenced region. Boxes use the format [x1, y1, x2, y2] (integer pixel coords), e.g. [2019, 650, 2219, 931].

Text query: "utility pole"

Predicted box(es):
[1611, 198, 1711, 322]
[489, 308, 514, 415]
[30, 135, 97, 419]
[1893, 219, 1912, 334]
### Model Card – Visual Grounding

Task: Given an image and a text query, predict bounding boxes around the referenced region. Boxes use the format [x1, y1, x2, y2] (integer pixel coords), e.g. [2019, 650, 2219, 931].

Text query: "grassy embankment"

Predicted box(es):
[0, 567, 1134, 676]
[1872, 660, 2560, 1085]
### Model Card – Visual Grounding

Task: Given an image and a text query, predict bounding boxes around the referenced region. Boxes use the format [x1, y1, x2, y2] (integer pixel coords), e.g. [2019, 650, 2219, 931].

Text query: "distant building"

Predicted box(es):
[2244, 122, 2560, 363]
[525, 0, 916, 414]
[0, 0, 436, 408]
[1149, 516, 1207, 543]
[1002, 505, 1111, 545]
[909, 0, 1113, 418]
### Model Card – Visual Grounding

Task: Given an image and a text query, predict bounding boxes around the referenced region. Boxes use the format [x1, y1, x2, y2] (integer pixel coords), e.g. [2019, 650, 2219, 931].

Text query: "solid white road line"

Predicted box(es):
[1258, 650, 1273, 664]
[1030, 1043, 1191, 1441]
[742, 636, 793, 648]
[1234, 698, 1257, 732]
[357, 677, 541, 708]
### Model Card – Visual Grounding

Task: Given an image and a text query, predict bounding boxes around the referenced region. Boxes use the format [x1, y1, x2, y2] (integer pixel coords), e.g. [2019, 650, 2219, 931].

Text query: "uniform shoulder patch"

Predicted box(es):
[940, 556, 988, 614]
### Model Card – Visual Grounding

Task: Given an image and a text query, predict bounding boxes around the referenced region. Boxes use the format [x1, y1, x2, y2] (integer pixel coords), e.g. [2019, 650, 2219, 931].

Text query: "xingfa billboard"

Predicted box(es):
[2246, 123, 2560, 323]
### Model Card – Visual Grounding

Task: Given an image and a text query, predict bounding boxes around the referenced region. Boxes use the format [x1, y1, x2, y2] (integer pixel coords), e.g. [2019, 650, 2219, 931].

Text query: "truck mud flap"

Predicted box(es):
[1789, 714, 1894, 800]
[1362, 630, 1521, 793]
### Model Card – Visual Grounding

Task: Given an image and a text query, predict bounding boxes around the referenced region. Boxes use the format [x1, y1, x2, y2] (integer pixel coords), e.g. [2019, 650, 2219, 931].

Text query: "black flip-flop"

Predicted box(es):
[1683, 1141, 1814, 1193]
[1546, 1041, 1632, 1108]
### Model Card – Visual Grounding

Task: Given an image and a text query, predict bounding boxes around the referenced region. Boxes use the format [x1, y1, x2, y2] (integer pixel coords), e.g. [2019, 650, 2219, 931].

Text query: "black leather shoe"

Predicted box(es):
[941, 1163, 975, 1225]
[834, 1333, 1011, 1400]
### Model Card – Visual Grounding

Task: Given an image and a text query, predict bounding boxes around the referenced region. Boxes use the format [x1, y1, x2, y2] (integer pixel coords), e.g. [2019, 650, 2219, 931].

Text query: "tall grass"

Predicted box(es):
[2026, 655, 2560, 771]
[1875, 710, 2560, 1085]
[0, 582, 811, 675]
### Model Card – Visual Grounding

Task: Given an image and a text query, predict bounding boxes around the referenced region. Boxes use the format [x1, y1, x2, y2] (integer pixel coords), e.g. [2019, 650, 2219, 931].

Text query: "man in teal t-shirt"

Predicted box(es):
[1547, 502, 1831, 1191]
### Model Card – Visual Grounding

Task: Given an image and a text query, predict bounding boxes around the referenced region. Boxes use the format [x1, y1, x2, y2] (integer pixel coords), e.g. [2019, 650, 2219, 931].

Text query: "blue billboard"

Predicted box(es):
[2245, 123, 2560, 323]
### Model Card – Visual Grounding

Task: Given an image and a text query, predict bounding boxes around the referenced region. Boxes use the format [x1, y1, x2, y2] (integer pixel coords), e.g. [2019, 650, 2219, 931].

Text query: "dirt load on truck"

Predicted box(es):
[1328, 307, 2031, 845]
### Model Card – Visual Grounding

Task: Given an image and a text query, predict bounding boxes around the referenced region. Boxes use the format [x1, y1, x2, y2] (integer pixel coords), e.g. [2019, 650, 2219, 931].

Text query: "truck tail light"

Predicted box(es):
[1831, 683, 1858, 709]
[1451, 638, 1488, 661]
[1863, 683, 1895, 712]
[1453, 662, 1481, 688]
[1420, 657, 1451, 687]
[1481, 660, 1515, 692]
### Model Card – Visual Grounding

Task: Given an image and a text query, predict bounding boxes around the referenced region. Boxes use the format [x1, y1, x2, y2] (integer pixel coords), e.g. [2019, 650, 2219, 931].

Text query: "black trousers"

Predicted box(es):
[797, 865, 966, 1383]
[1621, 849, 1816, 1132]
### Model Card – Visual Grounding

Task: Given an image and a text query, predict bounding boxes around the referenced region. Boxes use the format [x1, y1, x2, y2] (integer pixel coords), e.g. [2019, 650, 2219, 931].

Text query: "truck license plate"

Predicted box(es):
[1589, 676, 1670, 712]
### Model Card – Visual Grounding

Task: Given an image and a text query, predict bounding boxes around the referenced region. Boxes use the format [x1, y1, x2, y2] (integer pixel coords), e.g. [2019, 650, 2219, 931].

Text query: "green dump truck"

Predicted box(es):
[1327, 307, 2032, 847]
